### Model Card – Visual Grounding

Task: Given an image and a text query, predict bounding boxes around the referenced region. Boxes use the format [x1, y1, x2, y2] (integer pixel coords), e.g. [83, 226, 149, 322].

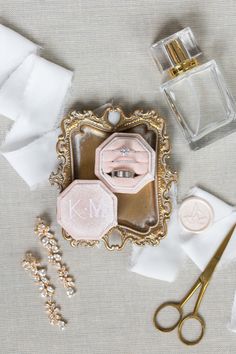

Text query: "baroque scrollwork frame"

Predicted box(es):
[50, 107, 177, 250]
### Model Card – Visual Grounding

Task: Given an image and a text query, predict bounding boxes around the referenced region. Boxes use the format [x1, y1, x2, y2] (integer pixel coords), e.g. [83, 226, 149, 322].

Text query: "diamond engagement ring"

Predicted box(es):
[120, 146, 130, 156]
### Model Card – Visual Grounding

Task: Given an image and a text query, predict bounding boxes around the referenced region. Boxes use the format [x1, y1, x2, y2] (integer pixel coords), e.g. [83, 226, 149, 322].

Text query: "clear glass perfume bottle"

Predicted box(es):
[151, 27, 236, 150]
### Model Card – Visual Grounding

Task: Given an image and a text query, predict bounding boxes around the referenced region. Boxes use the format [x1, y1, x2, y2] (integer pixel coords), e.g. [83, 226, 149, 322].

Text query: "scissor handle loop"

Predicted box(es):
[153, 302, 183, 332]
[178, 313, 205, 345]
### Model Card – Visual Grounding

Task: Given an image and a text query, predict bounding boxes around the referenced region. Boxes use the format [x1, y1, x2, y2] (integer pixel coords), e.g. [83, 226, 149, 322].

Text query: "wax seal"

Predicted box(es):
[178, 197, 214, 233]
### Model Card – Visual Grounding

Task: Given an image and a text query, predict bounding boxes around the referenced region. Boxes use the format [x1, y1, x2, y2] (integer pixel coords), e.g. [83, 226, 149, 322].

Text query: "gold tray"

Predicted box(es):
[50, 107, 177, 250]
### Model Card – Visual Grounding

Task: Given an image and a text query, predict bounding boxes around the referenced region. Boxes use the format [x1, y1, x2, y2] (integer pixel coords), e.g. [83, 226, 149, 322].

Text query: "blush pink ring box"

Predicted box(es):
[95, 132, 156, 194]
[57, 180, 118, 240]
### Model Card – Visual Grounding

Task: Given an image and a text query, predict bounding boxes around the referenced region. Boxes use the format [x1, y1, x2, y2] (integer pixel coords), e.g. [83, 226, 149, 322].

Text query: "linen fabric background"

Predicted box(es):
[1, 1, 236, 353]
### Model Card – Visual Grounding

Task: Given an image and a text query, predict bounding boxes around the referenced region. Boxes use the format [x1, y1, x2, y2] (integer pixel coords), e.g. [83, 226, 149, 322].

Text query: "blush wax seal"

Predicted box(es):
[178, 197, 214, 233]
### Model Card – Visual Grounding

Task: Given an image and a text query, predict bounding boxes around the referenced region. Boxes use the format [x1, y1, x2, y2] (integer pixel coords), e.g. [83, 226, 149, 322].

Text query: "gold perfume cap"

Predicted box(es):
[151, 27, 201, 78]
[166, 39, 189, 64]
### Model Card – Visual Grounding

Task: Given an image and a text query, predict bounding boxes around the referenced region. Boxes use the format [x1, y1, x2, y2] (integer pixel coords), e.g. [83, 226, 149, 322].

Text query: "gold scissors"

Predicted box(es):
[153, 224, 236, 346]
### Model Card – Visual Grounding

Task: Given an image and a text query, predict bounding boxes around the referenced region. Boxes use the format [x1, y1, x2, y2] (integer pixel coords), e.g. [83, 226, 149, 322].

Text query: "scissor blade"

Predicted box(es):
[200, 224, 236, 283]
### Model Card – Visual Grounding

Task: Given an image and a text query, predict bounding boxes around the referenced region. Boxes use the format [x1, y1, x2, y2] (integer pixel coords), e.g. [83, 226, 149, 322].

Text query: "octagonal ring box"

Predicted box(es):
[57, 180, 118, 240]
[95, 132, 156, 194]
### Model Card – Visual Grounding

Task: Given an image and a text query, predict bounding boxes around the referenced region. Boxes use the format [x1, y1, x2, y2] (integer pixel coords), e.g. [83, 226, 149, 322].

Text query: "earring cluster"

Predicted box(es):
[22, 218, 76, 330]
[35, 218, 76, 298]
[22, 252, 67, 330]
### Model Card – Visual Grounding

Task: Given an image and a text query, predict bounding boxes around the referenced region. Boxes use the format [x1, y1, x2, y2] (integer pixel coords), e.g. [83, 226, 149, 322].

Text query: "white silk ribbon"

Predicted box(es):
[130, 185, 186, 282]
[131, 187, 236, 277]
[0, 24, 73, 188]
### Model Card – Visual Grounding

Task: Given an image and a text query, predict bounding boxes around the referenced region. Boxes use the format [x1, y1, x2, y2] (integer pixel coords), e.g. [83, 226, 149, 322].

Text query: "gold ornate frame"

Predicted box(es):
[50, 107, 177, 250]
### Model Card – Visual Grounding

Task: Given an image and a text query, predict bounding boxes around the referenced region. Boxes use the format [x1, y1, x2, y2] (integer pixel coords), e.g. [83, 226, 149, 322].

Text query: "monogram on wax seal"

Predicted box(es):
[57, 180, 118, 240]
[178, 197, 214, 233]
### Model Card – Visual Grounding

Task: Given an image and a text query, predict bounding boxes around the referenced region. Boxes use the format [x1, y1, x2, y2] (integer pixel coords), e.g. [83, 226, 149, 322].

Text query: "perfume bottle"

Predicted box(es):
[151, 27, 236, 150]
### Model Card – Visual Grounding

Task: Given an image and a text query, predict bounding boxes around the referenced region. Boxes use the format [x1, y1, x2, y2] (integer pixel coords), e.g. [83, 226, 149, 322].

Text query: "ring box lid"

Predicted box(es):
[57, 180, 117, 240]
